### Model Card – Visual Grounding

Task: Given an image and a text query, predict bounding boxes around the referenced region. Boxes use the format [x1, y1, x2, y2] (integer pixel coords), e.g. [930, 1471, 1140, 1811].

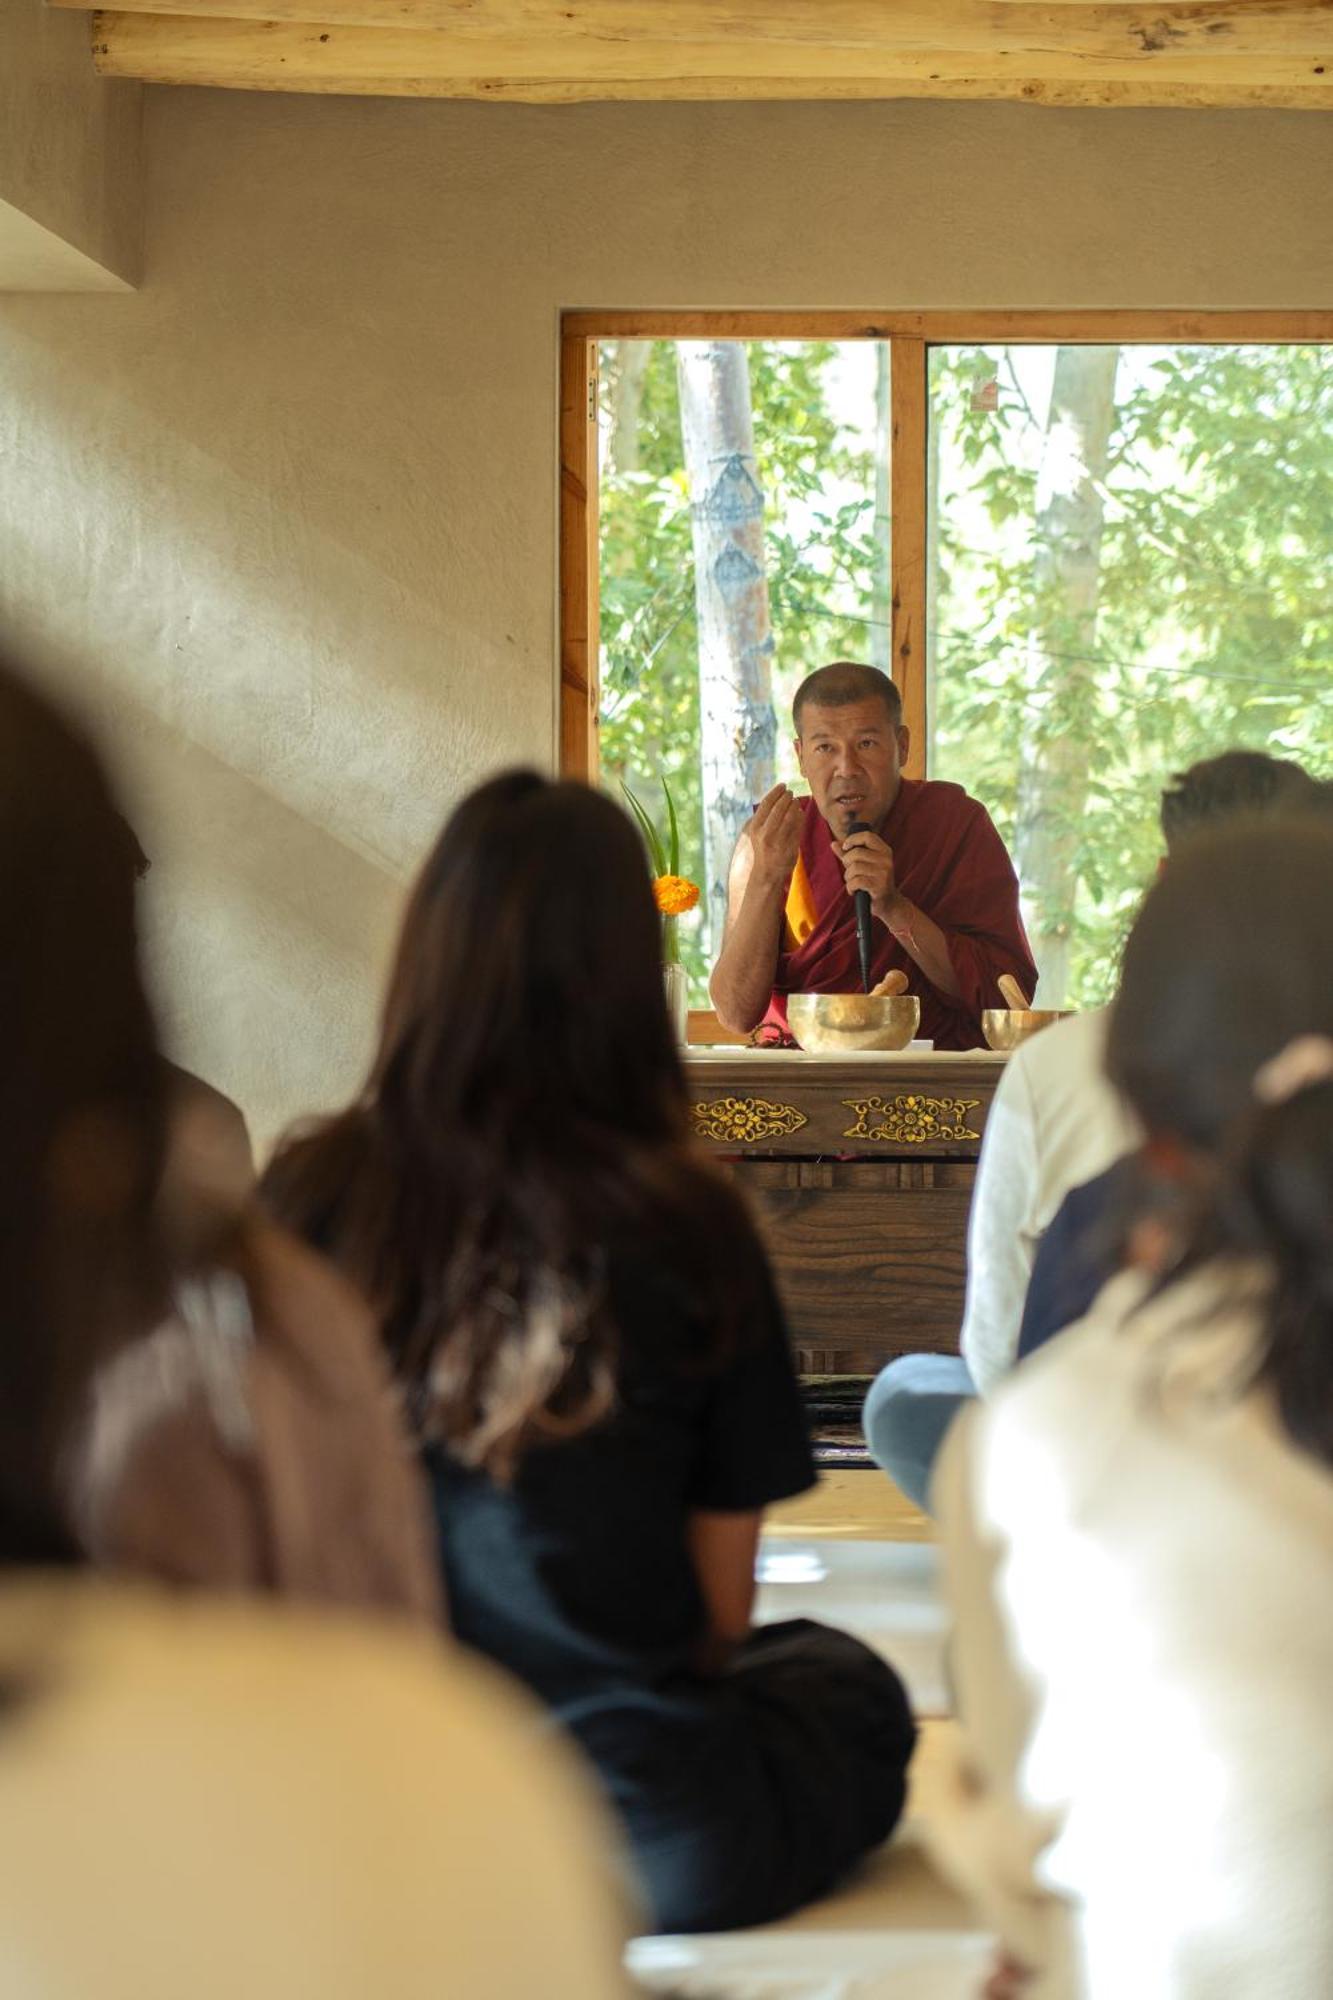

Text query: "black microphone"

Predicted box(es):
[847, 818, 874, 994]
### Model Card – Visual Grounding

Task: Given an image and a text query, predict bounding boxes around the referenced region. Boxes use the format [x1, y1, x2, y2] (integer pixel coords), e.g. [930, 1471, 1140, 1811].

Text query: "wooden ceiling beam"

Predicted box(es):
[65, 0, 1333, 52]
[90, 6, 1333, 103]
[75, 0, 1333, 52]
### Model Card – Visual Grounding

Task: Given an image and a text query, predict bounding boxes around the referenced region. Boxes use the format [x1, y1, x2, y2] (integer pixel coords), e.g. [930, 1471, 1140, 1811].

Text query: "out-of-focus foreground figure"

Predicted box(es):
[0, 664, 629, 1999]
[933, 816, 1333, 2000]
[8, 710, 442, 1619]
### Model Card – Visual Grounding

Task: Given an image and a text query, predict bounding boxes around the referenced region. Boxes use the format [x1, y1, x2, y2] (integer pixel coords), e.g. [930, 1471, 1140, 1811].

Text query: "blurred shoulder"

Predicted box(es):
[1006, 1007, 1112, 1091]
[163, 1062, 254, 1210]
[239, 1215, 387, 1400]
[0, 1579, 628, 1997]
[958, 1269, 1151, 1516]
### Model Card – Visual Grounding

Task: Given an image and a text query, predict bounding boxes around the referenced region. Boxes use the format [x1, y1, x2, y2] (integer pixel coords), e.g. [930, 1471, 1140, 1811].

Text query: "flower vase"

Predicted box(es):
[662, 960, 688, 1045]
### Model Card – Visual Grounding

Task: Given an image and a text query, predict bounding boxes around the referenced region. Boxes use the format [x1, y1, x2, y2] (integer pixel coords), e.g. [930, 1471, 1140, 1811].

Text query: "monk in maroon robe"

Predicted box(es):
[709, 662, 1036, 1052]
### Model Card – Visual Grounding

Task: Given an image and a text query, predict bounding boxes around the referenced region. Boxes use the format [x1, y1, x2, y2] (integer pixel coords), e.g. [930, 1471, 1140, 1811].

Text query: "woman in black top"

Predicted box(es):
[264, 771, 914, 1933]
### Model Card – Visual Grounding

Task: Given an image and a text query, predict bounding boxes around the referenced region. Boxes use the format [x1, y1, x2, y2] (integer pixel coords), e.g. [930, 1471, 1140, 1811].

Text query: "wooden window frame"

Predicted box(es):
[560, 308, 1333, 785]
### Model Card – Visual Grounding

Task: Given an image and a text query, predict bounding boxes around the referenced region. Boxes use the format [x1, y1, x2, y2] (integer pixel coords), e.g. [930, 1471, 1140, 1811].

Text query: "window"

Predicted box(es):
[562, 317, 1333, 1012]
[929, 341, 1333, 1005]
[597, 337, 889, 1003]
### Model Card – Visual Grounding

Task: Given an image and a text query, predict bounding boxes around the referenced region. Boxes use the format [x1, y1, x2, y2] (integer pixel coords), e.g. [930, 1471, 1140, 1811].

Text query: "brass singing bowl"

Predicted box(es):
[981, 1007, 1072, 1052]
[787, 992, 922, 1054]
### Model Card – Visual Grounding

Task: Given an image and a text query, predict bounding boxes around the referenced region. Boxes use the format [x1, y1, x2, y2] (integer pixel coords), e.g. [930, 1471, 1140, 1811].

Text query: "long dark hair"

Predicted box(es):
[1106, 816, 1333, 1465]
[0, 666, 171, 1563]
[264, 771, 763, 1477]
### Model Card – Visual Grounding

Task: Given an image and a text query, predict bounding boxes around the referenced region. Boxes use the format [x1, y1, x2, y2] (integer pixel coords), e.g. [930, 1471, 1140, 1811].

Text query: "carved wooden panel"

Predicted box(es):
[686, 1051, 1003, 1158]
[724, 1158, 977, 1373]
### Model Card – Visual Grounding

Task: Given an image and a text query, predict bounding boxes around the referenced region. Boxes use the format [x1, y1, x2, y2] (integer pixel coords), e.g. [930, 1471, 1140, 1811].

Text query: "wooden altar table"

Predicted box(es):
[684, 1048, 1007, 1375]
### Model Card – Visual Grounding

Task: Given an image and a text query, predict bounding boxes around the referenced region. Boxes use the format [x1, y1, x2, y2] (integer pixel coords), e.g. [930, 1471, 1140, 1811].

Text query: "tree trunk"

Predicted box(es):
[1014, 346, 1120, 1006]
[676, 341, 777, 944]
[871, 341, 892, 675]
[925, 363, 942, 767]
[606, 339, 650, 475]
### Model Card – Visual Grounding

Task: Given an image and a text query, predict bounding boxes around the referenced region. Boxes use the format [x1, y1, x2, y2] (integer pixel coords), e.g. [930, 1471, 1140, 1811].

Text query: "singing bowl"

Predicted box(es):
[787, 992, 921, 1054]
[981, 1007, 1071, 1052]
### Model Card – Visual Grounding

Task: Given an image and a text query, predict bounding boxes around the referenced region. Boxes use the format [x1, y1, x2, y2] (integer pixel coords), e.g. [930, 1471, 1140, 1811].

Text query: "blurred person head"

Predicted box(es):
[1107, 815, 1333, 1464]
[1159, 749, 1319, 853]
[792, 662, 908, 833]
[102, 806, 255, 1215]
[265, 770, 762, 1480]
[0, 664, 170, 1562]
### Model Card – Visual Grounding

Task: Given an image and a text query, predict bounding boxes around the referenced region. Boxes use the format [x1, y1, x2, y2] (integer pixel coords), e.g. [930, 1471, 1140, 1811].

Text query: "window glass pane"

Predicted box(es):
[598, 339, 889, 1009]
[928, 343, 1333, 1008]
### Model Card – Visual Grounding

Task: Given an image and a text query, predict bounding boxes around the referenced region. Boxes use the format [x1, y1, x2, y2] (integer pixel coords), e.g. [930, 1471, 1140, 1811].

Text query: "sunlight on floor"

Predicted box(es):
[767, 1467, 932, 1544]
[758, 1466, 952, 1718]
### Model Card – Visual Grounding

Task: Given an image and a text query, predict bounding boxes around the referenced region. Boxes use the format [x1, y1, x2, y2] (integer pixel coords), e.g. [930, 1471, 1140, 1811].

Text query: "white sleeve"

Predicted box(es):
[927, 1414, 1078, 1995]
[959, 1052, 1041, 1397]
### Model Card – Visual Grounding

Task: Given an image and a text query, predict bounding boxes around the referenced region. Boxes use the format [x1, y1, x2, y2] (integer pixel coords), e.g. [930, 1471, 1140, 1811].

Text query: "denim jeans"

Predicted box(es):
[862, 1353, 977, 1514]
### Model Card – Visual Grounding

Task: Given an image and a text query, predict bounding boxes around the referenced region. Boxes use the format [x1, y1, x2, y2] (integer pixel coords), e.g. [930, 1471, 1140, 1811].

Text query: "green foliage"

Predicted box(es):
[620, 778, 668, 877]
[930, 343, 1333, 1005]
[599, 340, 883, 999]
[601, 338, 1333, 1013]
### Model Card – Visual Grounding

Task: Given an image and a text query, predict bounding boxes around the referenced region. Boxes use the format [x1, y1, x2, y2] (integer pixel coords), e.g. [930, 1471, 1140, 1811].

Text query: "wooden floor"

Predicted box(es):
[907, 1714, 961, 1818]
[766, 1467, 932, 1544]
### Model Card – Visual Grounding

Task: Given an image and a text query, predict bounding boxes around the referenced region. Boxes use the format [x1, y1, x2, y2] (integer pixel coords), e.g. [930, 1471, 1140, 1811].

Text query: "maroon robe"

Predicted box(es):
[763, 781, 1037, 1051]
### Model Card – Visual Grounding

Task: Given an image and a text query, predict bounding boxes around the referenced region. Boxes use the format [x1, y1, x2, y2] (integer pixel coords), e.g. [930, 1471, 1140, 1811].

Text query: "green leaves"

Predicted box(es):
[620, 778, 667, 880]
[929, 340, 1333, 1006]
[603, 337, 1333, 1012]
[620, 774, 684, 882]
[662, 775, 680, 878]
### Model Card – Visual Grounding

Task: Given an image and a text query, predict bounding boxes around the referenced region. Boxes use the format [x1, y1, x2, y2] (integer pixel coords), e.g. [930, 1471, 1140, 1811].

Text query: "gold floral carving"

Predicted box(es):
[691, 1094, 809, 1143]
[841, 1094, 981, 1145]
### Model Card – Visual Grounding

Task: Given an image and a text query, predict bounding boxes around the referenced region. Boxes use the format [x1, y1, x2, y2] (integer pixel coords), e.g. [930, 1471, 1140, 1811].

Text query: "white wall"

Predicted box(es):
[2, 86, 1331, 1149]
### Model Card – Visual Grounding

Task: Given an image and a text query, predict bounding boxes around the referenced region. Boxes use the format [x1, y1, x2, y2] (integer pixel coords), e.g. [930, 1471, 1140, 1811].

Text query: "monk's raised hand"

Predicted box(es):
[746, 784, 803, 886]
[838, 825, 898, 923]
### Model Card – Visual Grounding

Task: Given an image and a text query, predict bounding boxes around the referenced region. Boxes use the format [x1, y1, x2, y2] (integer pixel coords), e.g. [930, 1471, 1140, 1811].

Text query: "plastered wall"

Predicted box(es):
[0, 0, 141, 287]
[2, 87, 1331, 1151]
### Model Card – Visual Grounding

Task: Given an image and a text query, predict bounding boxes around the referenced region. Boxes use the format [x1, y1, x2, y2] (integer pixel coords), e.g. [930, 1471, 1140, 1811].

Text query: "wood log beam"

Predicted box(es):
[72, 0, 1333, 47]
[84, 1, 1333, 104]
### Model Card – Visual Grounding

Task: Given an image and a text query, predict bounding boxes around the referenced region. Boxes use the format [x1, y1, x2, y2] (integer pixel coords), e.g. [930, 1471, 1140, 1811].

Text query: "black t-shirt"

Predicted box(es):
[428, 1245, 815, 1706]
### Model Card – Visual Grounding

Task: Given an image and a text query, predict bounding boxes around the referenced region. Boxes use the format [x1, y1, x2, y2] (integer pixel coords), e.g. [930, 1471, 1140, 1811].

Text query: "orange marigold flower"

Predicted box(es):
[654, 874, 700, 917]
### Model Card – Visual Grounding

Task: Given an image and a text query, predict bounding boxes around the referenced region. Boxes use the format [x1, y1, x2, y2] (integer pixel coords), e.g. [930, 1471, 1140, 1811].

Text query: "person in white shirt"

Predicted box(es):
[862, 751, 1320, 1510]
[931, 814, 1333, 1999]
[958, 1006, 1138, 1398]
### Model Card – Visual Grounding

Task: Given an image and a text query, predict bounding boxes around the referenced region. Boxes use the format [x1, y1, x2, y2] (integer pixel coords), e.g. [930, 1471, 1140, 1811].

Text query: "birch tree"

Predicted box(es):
[1013, 346, 1121, 1004]
[675, 340, 777, 944]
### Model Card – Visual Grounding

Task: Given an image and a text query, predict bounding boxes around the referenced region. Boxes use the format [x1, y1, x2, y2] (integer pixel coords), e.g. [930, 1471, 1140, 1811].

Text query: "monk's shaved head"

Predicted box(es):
[793, 662, 902, 736]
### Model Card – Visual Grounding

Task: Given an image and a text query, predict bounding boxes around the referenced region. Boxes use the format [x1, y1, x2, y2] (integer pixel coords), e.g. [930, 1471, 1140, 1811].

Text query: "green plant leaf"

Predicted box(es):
[621, 779, 667, 878]
[663, 776, 680, 877]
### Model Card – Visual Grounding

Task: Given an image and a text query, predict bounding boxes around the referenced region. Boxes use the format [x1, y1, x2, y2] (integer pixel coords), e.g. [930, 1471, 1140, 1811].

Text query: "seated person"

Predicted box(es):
[263, 772, 917, 1937]
[2, 673, 438, 1622]
[709, 660, 1036, 1050]
[1018, 762, 1332, 1371]
[931, 815, 1333, 1999]
[864, 749, 1321, 1513]
[0, 662, 628, 2000]
[1016, 1150, 1145, 1368]
[111, 812, 256, 1209]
